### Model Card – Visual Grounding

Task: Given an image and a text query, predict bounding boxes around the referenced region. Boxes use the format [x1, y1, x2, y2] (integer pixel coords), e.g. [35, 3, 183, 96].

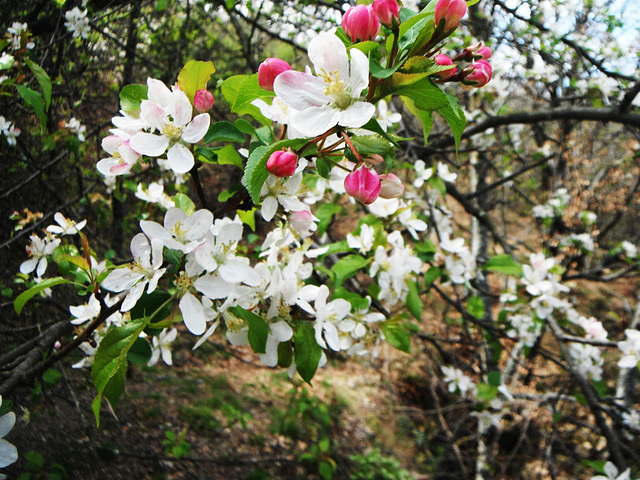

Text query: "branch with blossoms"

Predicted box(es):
[5, 0, 640, 478]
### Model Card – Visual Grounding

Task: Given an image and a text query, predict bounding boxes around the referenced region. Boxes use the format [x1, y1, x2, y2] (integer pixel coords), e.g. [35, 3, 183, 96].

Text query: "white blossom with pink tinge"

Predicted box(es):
[130, 78, 210, 174]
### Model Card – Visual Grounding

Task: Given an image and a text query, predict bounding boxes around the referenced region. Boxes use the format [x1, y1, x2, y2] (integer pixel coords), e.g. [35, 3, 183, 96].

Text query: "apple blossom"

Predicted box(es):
[147, 328, 178, 366]
[342, 4, 380, 43]
[69, 294, 101, 325]
[463, 60, 493, 87]
[64, 7, 90, 39]
[101, 233, 166, 312]
[193, 89, 214, 112]
[129, 78, 210, 174]
[591, 461, 635, 480]
[372, 0, 400, 28]
[97, 131, 141, 176]
[344, 166, 381, 205]
[441, 365, 475, 396]
[273, 32, 375, 137]
[434, 0, 467, 31]
[0, 396, 18, 473]
[140, 207, 213, 254]
[378, 173, 405, 199]
[20, 233, 61, 278]
[258, 58, 292, 91]
[46, 212, 87, 236]
[618, 329, 640, 369]
[266, 149, 298, 177]
[434, 54, 457, 80]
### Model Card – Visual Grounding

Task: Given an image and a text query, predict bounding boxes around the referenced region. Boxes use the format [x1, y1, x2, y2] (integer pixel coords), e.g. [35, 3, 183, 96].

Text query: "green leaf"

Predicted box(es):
[172, 193, 196, 216]
[391, 77, 448, 111]
[228, 306, 269, 354]
[401, 95, 433, 143]
[350, 134, 395, 160]
[216, 144, 243, 168]
[332, 254, 371, 287]
[467, 295, 485, 319]
[277, 341, 293, 368]
[202, 120, 245, 144]
[359, 118, 404, 148]
[15, 277, 71, 314]
[25, 59, 52, 110]
[369, 58, 404, 79]
[127, 337, 153, 364]
[91, 320, 148, 425]
[319, 459, 336, 480]
[438, 94, 467, 154]
[119, 84, 147, 116]
[315, 157, 333, 179]
[380, 321, 411, 353]
[244, 138, 308, 204]
[487, 371, 501, 386]
[294, 323, 323, 384]
[476, 382, 498, 401]
[406, 280, 423, 320]
[423, 266, 441, 291]
[235, 118, 256, 135]
[316, 203, 343, 236]
[177, 60, 216, 104]
[221, 74, 274, 125]
[130, 290, 173, 322]
[237, 208, 256, 232]
[42, 368, 62, 385]
[17, 85, 46, 128]
[484, 254, 523, 275]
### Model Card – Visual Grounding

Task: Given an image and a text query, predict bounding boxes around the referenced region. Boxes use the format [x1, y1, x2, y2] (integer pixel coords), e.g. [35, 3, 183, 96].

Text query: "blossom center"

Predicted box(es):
[319, 69, 352, 109]
[161, 122, 184, 142]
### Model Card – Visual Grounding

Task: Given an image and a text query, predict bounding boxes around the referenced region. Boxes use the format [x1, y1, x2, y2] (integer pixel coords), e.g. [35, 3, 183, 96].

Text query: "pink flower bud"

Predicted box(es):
[344, 166, 382, 205]
[477, 46, 492, 60]
[194, 89, 215, 112]
[258, 58, 292, 91]
[372, 0, 400, 28]
[434, 0, 467, 31]
[463, 60, 492, 88]
[378, 173, 405, 199]
[460, 43, 492, 61]
[266, 149, 298, 177]
[434, 54, 457, 80]
[342, 4, 380, 43]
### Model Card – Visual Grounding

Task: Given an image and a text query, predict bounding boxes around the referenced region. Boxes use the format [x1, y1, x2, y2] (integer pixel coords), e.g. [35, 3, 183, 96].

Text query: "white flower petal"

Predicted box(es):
[170, 89, 193, 127]
[180, 293, 206, 335]
[308, 32, 349, 81]
[195, 274, 233, 300]
[337, 102, 376, 129]
[130, 132, 169, 157]
[140, 100, 168, 132]
[167, 143, 194, 173]
[274, 70, 328, 110]
[0, 412, 15, 438]
[182, 113, 210, 143]
[271, 320, 294, 342]
[0, 439, 17, 468]
[292, 106, 340, 137]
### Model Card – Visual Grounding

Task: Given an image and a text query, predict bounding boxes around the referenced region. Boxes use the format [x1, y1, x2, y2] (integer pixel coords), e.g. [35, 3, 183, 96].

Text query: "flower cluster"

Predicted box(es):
[99, 77, 210, 176]
[64, 7, 90, 39]
[0, 396, 17, 478]
[0, 116, 20, 147]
